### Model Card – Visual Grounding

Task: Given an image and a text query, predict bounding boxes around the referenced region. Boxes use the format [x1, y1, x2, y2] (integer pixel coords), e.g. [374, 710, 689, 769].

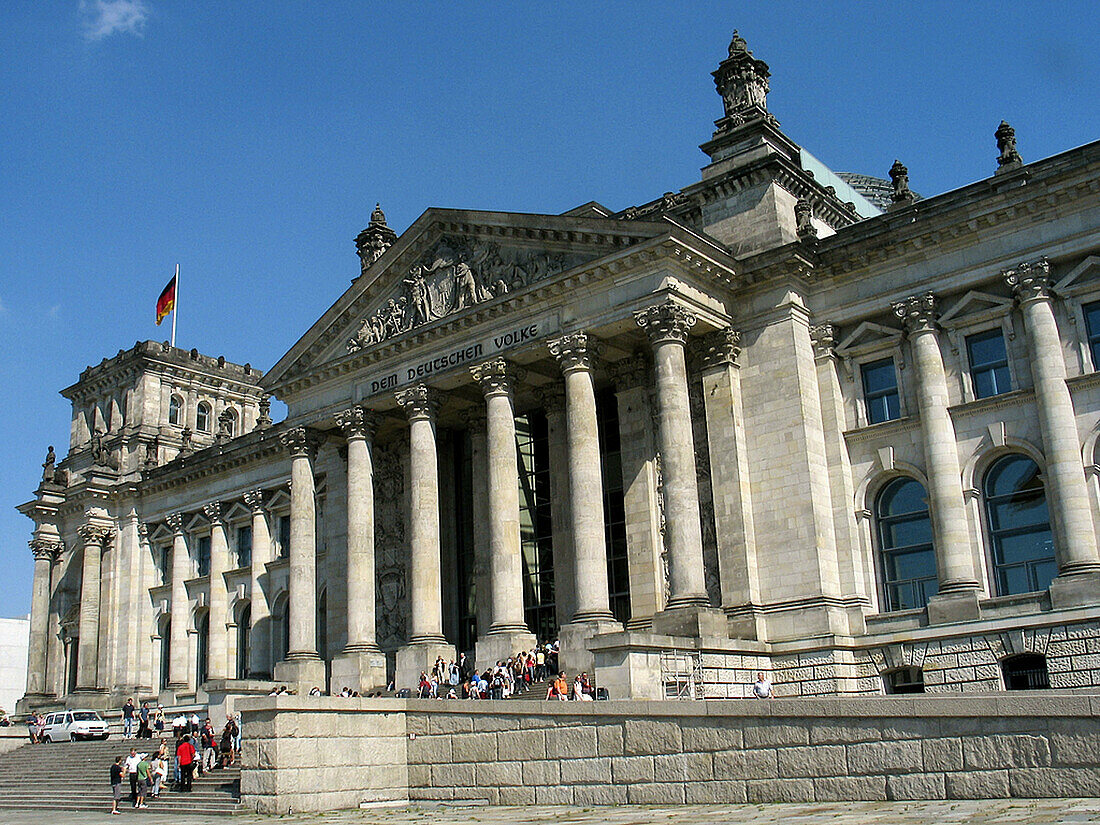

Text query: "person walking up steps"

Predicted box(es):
[109, 756, 124, 815]
[176, 735, 196, 792]
[124, 748, 141, 806]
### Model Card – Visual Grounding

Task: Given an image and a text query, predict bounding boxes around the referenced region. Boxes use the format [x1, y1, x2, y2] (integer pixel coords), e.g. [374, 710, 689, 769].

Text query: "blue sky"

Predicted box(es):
[1, 1, 1098, 618]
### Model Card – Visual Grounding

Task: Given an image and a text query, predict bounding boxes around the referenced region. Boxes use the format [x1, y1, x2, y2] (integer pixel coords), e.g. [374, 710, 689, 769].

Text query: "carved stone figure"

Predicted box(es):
[889, 159, 915, 206]
[354, 203, 398, 277]
[713, 30, 771, 128]
[996, 120, 1023, 172]
[216, 409, 234, 443]
[42, 446, 55, 482]
[179, 426, 194, 457]
[795, 198, 817, 240]
[404, 265, 432, 325]
[89, 429, 119, 470]
[144, 437, 158, 468]
[255, 394, 273, 430]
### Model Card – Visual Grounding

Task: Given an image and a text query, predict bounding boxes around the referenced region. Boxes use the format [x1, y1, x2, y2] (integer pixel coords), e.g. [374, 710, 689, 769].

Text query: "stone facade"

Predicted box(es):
[14, 32, 1100, 709]
[237, 695, 1100, 811]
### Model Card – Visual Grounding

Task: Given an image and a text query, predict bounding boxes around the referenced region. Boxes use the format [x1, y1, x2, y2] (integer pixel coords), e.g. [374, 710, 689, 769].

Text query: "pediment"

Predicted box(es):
[939, 290, 1013, 325]
[263, 209, 668, 392]
[1055, 255, 1100, 294]
[835, 320, 903, 356]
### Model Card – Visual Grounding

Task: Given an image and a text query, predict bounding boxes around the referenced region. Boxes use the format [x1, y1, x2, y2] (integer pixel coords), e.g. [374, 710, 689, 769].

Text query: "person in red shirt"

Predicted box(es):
[176, 735, 197, 792]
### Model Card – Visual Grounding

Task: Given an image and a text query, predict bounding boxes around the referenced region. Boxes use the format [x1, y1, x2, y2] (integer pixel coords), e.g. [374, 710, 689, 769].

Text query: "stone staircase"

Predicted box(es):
[0, 739, 241, 814]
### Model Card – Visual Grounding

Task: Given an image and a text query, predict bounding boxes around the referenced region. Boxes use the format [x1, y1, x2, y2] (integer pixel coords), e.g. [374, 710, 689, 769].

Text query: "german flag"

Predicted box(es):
[156, 274, 177, 325]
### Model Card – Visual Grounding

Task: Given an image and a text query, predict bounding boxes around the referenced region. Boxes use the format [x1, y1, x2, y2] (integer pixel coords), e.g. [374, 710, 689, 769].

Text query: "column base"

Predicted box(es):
[651, 605, 728, 639]
[1049, 570, 1100, 609]
[926, 588, 981, 624]
[330, 648, 388, 695]
[273, 655, 326, 696]
[394, 642, 456, 692]
[474, 629, 537, 673]
[558, 619, 623, 677]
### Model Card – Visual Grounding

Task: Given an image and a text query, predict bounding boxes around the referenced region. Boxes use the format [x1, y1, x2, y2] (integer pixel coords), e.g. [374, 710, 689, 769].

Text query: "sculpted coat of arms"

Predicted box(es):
[347, 235, 585, 352]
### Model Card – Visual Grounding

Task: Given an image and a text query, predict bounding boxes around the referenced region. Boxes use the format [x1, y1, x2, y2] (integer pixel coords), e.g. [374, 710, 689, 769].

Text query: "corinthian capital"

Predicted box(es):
[634, 301, 697, 346]
[335, 405, 381, 440]
[165, 512, 185, 535]
[548, 333, 597, 374]
[608, 353, 649, 390]
[203, 501, 224, 524]
[892, 293, 939, 333]
[1003, 258, 1052, 303]
[697, 327, 743, 369]
[470, 358, 520, 397]
[280, 427, 324, 460]
[29, 537, 62, 561]
[242, 489, 267, 513]
[809, 323, 837, 358]
[77, 523, 113, 547]
[394, 384, 439, 421]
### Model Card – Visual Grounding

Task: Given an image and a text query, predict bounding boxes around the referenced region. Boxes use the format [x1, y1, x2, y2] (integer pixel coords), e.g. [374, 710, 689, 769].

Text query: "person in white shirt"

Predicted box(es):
[752, 672, 773, 699]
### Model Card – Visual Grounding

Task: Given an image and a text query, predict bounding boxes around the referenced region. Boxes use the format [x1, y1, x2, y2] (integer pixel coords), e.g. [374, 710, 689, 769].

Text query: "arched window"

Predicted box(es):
[983, 455, 1056, 595]
[876, 477, 939, 611]
[196, 401, 212, 433]
[223, 407, 238, 437]
[1002, 653, 1050, 690]
[196, 612, 209, 687]
[168, 395, 183, 427]
[236, 604, 251, 679]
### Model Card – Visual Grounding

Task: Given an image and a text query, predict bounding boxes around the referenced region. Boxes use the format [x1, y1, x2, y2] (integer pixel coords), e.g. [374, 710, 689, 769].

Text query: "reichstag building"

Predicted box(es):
[17, 33, 1100, 709]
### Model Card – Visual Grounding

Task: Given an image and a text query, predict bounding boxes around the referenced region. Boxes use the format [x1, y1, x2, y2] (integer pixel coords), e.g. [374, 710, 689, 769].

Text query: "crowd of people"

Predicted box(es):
[107, 708, 241, 814]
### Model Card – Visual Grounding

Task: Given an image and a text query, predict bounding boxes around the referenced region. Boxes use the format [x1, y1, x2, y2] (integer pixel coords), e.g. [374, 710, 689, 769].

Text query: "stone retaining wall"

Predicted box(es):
[237, 694, 1100, 813]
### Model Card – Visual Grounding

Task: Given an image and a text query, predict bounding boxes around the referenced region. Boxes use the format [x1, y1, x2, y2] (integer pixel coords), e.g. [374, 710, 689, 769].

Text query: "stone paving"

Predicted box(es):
[4, 800, 1100, 825]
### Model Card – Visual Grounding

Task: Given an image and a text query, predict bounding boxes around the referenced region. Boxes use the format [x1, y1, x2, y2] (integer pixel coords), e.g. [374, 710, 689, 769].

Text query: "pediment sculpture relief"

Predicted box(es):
[346, 235, 590, 352]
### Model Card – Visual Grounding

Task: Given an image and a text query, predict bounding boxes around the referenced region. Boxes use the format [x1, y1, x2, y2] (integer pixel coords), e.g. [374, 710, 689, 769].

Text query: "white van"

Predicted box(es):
[41, 709, 110, 742]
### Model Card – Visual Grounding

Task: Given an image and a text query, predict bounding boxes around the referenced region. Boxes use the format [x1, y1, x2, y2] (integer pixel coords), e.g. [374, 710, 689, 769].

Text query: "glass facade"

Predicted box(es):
[453, 435, 478, 653]
[596, 388, 630, 624]
[876, 477, 939, 611]
[984, 454, 1056, 595]
[861, 358, 900, 424]
[967, 328, 1011, 399]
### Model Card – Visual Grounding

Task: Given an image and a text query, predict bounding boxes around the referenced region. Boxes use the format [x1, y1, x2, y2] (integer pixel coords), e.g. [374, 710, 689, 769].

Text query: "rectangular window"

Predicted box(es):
[158, 546, 170, 585]
[1084, 300, 1100, 371]
[236, 525, 252, 568]
[967, 328, 1011, 399]
[197, 535, 211, 577]
[861, 358, 900, 424]
[278, 516, 291, 559]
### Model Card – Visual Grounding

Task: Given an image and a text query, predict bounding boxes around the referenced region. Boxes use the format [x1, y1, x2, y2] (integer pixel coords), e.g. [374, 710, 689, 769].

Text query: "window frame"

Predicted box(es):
[196, 401, 212, 433]
[981, 453, 1057, 597]
[874, 476, 940, 613]
[964, 326, 1013, 400]
[168, 394, 184, 427]
[860, 356, 902, 426]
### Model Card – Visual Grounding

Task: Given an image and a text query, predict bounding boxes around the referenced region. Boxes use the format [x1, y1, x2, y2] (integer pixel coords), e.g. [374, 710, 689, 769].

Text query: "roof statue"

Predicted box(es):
[996, 120, 1023, 174]
[354, 202, 399, 278]
[712, 29, 772, 132]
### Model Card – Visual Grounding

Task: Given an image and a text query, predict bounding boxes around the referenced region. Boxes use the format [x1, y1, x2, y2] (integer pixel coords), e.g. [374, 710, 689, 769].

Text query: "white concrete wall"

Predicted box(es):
[0, 617, 29, 716]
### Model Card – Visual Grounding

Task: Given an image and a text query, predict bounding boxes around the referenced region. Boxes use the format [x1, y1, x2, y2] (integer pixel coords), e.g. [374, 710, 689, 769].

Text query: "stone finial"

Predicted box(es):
[892, 292, 939, 333]
[698, 328, 743, 369]
[165, 512, 185, 535]
[1003, 258, 1052, 303]
[889, 160, 915, 207]
[635, 302, 697, 346]
[335, 405, 381, 440]
[548, 333, 597, 374]
[279, 426, 324, 459]
[809, 323, 837, 358]
[394, 384, 440, 421]
[995, 120, 1023, 173]
[470, 357, 520, 396]
[243, 489, 267, 513]
[29, 537, 62, 561]
[713, 30, 771, 128]
[179, 426, 194, 457]
[795, 198, 817, 240]
[255, 394, 273, 430]
[203, 501, 224, 524]
[354, 202, 398, 277]
[216, 409, 235, 443]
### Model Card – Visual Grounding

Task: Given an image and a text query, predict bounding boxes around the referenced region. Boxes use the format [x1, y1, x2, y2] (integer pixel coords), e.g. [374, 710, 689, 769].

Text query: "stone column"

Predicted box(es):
[243, 490, 272, 680]
[75, 522, 113, 692]
[393, 385, 455, 688]
[894, 293, 980, 622]
[331, 405, 387, 691]
[471, 359, 536, 669]
[697, 328, 765, 639]
[635, 302, 726, 637]
[1005, 260, 1100, 606]
[25, 537, 60, 697]
[164, 513, 191, 692]
[549, 333, 621, 674]
[273, 427, 326, 692]
[537, 387, 576, 629]
[203, 502, 230, 682]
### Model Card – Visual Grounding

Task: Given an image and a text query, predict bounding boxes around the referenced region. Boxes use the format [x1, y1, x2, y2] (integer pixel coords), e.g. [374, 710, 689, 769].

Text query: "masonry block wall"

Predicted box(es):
[238, 695, 1100, 813]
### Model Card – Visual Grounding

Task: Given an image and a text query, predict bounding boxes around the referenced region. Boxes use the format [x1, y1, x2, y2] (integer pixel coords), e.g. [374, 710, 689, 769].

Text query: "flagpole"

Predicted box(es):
[170, 263, 179, 348]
